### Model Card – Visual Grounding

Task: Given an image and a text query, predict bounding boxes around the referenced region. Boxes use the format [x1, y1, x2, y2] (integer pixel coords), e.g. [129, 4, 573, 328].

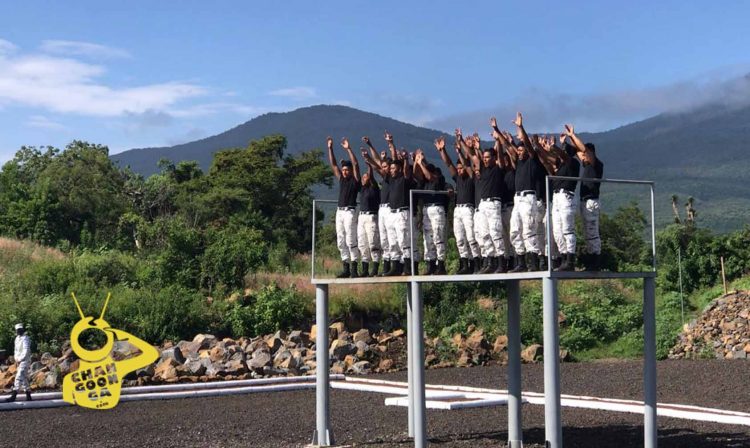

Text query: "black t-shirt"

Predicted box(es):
[453, 173, 475, 206]
[473, 174, 482, 207]
[502, 168, 515, 204]
[359, 182, 381, 213]
[422, 174, 448, 207]
[477, 163, 504, 199]
[338, 176, 361, 207]
[388, 175, 417, 210]
[534, 161, 550, 202]
[551, 157, 581, 193]
[515, 156, 543, 194]
[380, 176, 391, 205]
[580, 158, 604, 199]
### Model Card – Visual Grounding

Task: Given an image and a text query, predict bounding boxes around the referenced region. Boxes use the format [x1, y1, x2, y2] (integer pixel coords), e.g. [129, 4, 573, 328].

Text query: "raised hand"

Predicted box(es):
[455, 128, 463, 138]
[564, 124, 575, 136]
[559, 133, 567, 145]
[512, 112, 523, 127]
[490, 117, 498, 128]
[384, 131, 393, 143]
[362, 136, 371, 145]
[471, 136, 481, 150]
[361, 148, 369, 158]
[492, 129, 502, 140]
[341, 137, 351, 150]
[434, 136, 446, 151]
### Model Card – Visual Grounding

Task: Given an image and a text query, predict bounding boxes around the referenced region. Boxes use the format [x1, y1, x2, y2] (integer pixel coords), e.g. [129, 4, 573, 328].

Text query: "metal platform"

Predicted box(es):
[311, 270, 656, 285]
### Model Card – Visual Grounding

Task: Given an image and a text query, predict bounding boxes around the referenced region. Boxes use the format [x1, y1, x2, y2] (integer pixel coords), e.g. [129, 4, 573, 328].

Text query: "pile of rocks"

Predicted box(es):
[670, 291, 750, 360]
[0, 323, 551, 391]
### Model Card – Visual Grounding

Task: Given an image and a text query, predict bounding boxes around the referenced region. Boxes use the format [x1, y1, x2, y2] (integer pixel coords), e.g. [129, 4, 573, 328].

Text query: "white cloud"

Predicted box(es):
[268, 86, 317, 100]
[26, 114, 66, 130]
[40, 40, 131, 59]
[0, 39, 258, 120]
[0, 39, 17, 55]
[428, 71, 750, 134]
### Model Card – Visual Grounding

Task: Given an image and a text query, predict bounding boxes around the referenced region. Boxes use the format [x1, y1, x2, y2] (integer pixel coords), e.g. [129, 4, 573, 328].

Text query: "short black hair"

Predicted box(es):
[584, 143, 596, 153]
[390, 159, 403, 168]
[482, 147, 494, 155]
[341, 160, 353, 168]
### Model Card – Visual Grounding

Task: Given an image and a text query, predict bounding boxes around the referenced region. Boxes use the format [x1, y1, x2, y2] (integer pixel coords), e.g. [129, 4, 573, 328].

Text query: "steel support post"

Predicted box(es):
[644, 277, 658, 448]
[507, 280, 523, 447]
[407, 285, 414, 437]
[412, 281, 427, 448]
[543, 277, 562, 448]
[313, 284, 333, 446]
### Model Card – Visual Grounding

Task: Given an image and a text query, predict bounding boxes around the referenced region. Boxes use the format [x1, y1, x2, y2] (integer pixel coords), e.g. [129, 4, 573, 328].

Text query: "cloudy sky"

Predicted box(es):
[1, 1, 749, 162]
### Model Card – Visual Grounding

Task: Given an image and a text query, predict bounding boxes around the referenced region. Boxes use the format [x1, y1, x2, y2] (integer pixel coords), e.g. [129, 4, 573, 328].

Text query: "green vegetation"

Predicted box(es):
[1, 133, 749, 363]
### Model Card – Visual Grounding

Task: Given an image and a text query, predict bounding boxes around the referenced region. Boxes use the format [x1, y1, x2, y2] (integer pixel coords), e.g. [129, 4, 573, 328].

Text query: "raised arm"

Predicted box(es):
[564, 124, 587, 156]
[361, 148, 385, 177]
[535, 136, 559, 175]
[326, 136, 340, 179]
[456, 128, 475, 158]
[341, 138, 360, 182]
[434, 136, 457, 178]
[362, 136, 382, 165]
[512, 112, 537, 158]
[415, 150, 431, 181]
[454, 141, 474, 176]
[384, 131, 397, 161]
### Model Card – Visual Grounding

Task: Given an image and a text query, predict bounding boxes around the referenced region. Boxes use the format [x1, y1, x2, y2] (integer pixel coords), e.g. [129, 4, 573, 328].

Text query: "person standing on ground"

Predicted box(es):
[3, 323, 32, 402]
[357, 148, 382, 276]
[326, 136, 362, 278]
[565, 124, 604, 270]
[434, 136, 480, 274]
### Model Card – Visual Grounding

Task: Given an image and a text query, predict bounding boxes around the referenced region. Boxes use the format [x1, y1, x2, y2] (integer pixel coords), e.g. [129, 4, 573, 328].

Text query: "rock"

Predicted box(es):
[248, 349, 272, 370]
[329, 340, 357, 360]
[355, 340, 370, 358]
[0, 350, 7, 363]
[378, 359, 394, 371]
[392, 329, 405, 338]
[559, 349, 571, 362]
[353, 329, 372, 344]
[456, 351, 471, 367]
[40, 352, 55, 365]
[154, 358, 179, 381]
[273, 348, 292, 368]
[466, 329, 491, 352]
[224, 359, 248, 375]
[329, 322, 346, 340]
[522, 344, 543, 363]
[193, 334, 218, 350]
[493, 335, 508, 353]
[265, 335, 283, 353]
[29, 361, 44, 374]
[451, 333, 465, 349]
[288, 330, 310, 346]
[352, 361, 371, 375]
[330, 361, 346, 375]
[32, 370, 47, 389]
[279, 353, 303, 371]
[310, 325, 318, 342]
[184, 358, 207, 376]
[209, 346, 227, 363]
[176, 340, 202, 358]
[160, 347, 186, 365]
[205, 363, 226, 377]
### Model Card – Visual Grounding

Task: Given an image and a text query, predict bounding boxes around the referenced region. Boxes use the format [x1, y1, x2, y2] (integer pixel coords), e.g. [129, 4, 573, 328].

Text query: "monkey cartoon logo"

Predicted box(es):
[62, 292, 159, 410]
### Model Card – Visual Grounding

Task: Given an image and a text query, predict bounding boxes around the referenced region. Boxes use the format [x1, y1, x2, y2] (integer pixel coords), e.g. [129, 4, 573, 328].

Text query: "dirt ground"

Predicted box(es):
[1, 359, 748, 447]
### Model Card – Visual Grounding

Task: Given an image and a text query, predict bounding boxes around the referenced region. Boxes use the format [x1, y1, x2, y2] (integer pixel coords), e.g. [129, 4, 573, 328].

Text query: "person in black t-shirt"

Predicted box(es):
[356, 150, 382, 277]
[362, 136, 395, 275]
[565, 124, 604, 270]
[539, 136, 581, 271]
[326, 136, 362, 278]
[491, 120, 518, 272]
[435, 136, 480, 274]
[415, 152, 448, 275]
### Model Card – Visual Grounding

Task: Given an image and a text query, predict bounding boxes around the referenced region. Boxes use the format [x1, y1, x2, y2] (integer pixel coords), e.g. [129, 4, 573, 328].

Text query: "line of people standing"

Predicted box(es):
[326, 113, 603, 278]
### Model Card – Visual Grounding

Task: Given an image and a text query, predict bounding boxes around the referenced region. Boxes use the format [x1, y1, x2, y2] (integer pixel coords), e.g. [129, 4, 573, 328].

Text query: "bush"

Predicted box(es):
[248, 284, 309, 336]
[201, 225, 267, 290]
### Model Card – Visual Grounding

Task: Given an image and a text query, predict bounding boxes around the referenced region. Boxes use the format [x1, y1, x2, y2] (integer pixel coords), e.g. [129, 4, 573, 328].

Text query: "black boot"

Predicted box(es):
[555, 253, 575, 272]
[590, 253, 601, 271]
[527, 253, 540, 272]
[494, 256, 507, 273]
[456, 258, 470, 275]
[510, 254, 527, 272]
[392, 262, 404, 276]
[361, 261, 369, 277]
[473, 257, 482, 274]
[336, 261, 351, 278]
[370, 261, 379, 277]
[551, 257, 562, 270]
[425, 260, 436, 275]
[3, 390, 16, 402]
[25, 391, 31, 401]
[435, 260, 447, 275]
[539, 256, 548, 271]
[350, 261, 360, 278]
[478, 257, 492, 274]
[380, 260, 391, 277]
[403, 259, 412, 276]
[504, 257, 513, 272]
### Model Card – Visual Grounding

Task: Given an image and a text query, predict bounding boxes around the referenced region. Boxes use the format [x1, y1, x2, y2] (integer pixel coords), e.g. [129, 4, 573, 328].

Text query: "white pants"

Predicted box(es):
[378, 204, 392, 261]
[537, 200, 558, 258]
[336, 208, 360, 262]
[357, 213, 381, 262]
[552, 192, 577, 254]
[13, 361, 30, 391]
[474, 208, 486, 256]
[423, 205, 447, 261]
[510, 194, 540, 255]
[501, 203, 514, 257]
[581, 198, 601, 254]
[389, 209, 421, 262]
[477, 200, 505, 257]
[454, 205, 480, 259]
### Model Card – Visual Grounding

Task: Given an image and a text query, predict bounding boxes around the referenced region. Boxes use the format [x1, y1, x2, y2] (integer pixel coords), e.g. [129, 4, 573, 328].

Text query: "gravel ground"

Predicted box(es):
[1, 360, 749, 447]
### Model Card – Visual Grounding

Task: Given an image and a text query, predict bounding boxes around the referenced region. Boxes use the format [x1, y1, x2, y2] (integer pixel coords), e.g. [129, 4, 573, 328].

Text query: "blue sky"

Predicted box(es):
[1, 1, 749, 163]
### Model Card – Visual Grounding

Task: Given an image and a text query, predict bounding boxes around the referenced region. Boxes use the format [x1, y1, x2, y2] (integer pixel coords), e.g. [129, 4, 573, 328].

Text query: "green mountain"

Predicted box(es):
[112, 104, 750, 232]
